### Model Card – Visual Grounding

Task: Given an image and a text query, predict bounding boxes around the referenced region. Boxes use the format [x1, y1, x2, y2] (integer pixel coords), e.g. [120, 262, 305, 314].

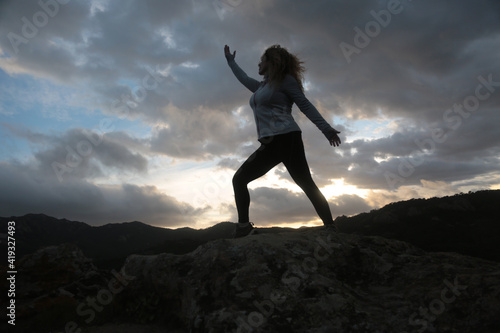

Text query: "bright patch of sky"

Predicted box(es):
[1, 0, 498, 228]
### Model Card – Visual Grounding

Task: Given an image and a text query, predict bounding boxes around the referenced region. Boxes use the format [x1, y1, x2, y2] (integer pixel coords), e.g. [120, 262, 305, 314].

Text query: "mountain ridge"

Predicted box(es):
[335, 189, 500, 262]
[1, 190, 499, 269]
[2, 190, 500, 332]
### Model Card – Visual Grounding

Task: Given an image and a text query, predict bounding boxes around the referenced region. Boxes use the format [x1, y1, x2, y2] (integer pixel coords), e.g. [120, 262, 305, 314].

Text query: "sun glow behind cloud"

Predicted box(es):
[0, 0, 499, 228]
[322, 179, 369, 200]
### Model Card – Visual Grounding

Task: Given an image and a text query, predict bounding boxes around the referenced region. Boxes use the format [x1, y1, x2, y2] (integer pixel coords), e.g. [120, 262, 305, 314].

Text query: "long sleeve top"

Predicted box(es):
[227, 58, 335, 141]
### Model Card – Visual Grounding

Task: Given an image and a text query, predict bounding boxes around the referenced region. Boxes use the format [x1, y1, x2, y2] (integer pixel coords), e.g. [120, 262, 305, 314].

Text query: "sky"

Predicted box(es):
[1, 0, 499, 229]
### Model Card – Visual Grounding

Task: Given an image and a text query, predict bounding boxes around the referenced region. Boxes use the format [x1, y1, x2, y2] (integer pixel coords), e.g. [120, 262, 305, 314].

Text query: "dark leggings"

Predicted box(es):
[232, 131, 334, 225]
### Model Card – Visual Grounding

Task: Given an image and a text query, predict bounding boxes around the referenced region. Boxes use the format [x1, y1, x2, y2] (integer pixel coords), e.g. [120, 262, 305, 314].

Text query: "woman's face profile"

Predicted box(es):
[258, 55, 269, 76]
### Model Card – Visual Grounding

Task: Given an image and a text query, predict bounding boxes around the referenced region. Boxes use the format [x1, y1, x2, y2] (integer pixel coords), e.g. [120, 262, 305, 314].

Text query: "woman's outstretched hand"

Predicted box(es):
[327, 129, 342, 147]
[224, 45, 236, 61]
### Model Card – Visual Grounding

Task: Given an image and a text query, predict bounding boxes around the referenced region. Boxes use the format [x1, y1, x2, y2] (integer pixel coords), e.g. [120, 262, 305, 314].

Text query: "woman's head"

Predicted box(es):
[260, 44, 305, 91]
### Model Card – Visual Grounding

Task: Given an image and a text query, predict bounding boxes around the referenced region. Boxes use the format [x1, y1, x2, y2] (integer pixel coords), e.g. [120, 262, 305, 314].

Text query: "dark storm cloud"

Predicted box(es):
[2, 0, 499, 129]
[0, 124, 203, 226]
[0, 160, 204, 226]
[0, 124, 205, 226]
[1, 0, 499, 224]
[3, 124, 148, 180]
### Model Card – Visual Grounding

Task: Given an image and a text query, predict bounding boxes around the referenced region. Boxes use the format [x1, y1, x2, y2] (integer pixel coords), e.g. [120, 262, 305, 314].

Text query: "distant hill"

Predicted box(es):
[0, 214, 237, 269]
[335, 189, 500, 262]
[1, 190, 499, 269]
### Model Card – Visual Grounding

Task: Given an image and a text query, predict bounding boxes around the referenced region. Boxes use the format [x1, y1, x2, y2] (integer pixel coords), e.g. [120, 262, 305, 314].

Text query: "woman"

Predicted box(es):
[224, 44, 341, 237]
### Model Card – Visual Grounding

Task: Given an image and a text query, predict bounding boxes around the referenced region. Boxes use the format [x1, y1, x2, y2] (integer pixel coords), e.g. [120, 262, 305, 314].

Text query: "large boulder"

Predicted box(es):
[4, 243, 115, 332]
[119, 228, 500, 332]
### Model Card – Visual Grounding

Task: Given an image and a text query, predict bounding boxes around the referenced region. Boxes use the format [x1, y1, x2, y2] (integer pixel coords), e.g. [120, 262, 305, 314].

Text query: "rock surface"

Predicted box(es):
[3, 226, 500, 332]
[118, 227, 500, 332]
[2, 243, 116, 332]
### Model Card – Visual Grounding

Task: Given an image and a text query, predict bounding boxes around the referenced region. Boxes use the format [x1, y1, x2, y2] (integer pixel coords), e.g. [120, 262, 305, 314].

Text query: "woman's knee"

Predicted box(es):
[291, 173, 315, 190]
[232, 171, 247, 188]
[296, 178, 323, 197]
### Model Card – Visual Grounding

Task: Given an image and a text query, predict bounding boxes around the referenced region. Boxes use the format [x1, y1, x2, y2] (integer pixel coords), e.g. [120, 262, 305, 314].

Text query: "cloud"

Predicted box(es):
[3, 124, 148, 180]
[149, 105, 252, 159]
[3, 0, 499, 130]
[1, 0, 499, 225]
[223, 186, 373, 226]
[330, 193, 372, 217]
[0, 159, 203, 226]
[0, 124, 206, 226]
[0, 156, 205, 227]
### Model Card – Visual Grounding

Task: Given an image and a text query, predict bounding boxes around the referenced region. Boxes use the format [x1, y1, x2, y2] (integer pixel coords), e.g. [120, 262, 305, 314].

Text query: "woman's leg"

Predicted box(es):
[282, 133, 335, 225]
[233, 144, 281, 223]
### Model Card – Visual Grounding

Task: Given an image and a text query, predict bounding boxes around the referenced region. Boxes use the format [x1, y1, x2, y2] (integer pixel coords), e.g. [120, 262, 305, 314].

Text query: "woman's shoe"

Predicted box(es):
[324, 221, 338, 232]
[233, 222, 256, 238]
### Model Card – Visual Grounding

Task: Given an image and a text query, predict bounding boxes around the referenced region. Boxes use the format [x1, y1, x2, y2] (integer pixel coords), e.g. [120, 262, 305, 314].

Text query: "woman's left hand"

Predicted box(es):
[327, 129, 342, 147]
[224, 45, 236, 61]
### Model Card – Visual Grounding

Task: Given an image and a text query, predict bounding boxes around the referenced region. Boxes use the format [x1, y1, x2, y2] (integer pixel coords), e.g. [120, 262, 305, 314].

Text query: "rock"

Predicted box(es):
[16, 243, 101, 300]
[118, 228, 500, 332]
[78, 322, 170, 333]
[5, 243, 116, 332]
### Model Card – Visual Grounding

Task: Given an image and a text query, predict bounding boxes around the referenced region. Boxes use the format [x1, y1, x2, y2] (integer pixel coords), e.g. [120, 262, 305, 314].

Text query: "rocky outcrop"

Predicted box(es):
[3, 243, 118, 332]
[4, 222, 500, 332]
[119, 227, 500, 332]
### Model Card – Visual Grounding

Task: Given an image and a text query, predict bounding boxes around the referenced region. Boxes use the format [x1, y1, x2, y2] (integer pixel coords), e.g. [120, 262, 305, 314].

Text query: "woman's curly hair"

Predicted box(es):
[263, 44, 305, 91]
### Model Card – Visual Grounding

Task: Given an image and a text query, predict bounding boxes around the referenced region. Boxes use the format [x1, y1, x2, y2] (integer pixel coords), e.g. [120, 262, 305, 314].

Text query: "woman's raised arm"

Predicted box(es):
[224, 45, 261, 93]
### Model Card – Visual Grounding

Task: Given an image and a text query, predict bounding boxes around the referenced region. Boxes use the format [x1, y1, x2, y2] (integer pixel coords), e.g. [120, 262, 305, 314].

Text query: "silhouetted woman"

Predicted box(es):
[224, 44, 341, 237]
